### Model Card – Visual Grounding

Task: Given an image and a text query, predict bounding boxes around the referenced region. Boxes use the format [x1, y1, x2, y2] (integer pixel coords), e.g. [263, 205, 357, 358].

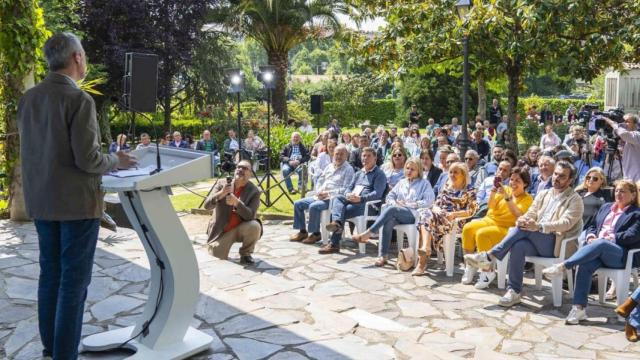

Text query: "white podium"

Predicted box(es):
[82, 146, 214, 359]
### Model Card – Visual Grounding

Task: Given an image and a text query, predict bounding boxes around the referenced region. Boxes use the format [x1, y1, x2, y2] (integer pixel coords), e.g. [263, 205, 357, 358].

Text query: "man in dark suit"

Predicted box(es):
[204, 160, 262, 263]
[195, 129, 217, 153]
[17, 32, 136, 359]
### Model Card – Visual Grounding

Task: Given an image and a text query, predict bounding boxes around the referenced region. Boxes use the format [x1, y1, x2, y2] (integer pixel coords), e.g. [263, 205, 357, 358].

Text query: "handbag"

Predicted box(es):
[396, 247, 415, 271]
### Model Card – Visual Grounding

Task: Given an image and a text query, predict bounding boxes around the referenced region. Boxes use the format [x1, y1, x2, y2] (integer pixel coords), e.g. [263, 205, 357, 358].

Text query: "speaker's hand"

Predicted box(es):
[116, 151, 138, 169]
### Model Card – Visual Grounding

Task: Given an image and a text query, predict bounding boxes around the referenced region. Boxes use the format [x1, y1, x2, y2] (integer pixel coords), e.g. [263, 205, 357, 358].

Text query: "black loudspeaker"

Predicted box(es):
[123, 53, 158, 113]
[310, 94, 324, 115]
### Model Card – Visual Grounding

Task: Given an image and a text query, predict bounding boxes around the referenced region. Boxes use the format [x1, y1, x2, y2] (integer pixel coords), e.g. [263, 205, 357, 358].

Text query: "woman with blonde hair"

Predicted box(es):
[543, 180, 640, 326]
[574, 167, 612, 227]
[413, 162, 478, 275]
[353, 158, 435, 267]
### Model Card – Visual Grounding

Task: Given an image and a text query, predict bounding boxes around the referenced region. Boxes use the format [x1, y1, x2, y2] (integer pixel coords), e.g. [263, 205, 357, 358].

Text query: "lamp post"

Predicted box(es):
[456, 0, 472, 158]
[224, 68, 245, 153]
[258, 65, 276, 205]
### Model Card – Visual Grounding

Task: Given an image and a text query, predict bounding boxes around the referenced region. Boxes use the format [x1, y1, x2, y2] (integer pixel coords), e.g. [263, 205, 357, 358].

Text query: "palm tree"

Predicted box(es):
[212, 0, 353, 120]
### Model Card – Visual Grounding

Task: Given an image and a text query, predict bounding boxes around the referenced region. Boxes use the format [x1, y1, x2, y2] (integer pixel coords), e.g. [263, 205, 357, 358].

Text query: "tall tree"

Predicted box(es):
[0, 0, 50, 219]
[210, 0, 354, 120]
[79, 0, 212, 132]
[353, 0, 640, 153]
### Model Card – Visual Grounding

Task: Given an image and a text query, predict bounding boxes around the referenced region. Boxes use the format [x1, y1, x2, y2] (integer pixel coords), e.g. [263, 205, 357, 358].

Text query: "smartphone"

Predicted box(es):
[494, 176, 502, 188]
[226, 176, 233, 185]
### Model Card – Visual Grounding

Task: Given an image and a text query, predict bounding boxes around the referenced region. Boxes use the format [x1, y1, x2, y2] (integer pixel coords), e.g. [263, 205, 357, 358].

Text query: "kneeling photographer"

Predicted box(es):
[600, 112, 640, 181]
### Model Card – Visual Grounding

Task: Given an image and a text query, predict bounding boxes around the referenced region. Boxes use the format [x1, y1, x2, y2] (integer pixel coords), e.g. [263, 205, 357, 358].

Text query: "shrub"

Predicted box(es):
[320, 98, 397, 128]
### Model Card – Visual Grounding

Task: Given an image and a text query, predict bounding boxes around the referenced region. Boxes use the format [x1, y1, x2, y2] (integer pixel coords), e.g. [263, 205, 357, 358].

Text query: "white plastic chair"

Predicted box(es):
[496, 233, 577, 307]
[345, 200, 381, 254]
[437, 216, 473, 277]
[377, 219, 419, 266]
[595, 248, 640, 318]
[304, 191, 331, 245]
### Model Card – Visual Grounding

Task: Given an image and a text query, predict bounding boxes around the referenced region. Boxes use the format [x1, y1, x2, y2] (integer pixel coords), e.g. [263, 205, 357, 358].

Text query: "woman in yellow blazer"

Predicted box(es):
[461, 167, 533, 289]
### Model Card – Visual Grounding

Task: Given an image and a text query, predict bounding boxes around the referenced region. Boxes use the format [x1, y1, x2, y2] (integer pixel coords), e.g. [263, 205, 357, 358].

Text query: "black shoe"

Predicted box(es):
[240, 255, 255, 265]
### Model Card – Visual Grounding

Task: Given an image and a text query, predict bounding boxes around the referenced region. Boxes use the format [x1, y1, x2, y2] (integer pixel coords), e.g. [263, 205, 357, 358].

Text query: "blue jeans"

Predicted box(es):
[369, 206, 415, 257]
[630, 287, 640, 329]
[282, 163, 302, 192]
[329, 195, 373, 246]
[35, 219, 100, 360]
[293, 197, 329, 233]
[490, 227, 556, 293]
[564, 238, 624, 306]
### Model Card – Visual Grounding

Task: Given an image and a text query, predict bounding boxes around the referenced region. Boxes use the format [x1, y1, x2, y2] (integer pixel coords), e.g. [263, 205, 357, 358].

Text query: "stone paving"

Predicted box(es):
[1, 216, 639, 359]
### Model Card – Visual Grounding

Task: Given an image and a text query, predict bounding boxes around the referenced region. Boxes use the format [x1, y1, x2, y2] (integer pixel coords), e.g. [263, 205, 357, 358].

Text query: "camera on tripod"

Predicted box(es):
[578, 104, 600, 123]
[593, 108, 625, 153]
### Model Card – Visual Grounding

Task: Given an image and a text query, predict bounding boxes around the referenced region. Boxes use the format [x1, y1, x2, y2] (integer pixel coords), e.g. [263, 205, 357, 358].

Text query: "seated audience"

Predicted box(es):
[434, 150, 458, 195]
[280, 132, 310, 194]
[135, 133, 152, 150]
[381, 147, 407, 189]
[465, 150, 483, 186]
[616, 286, 640, 342]
[320, 147, 387, 254]
[420, 149, 443, 188]
[169, 131, 189, 149]
[529, 155, 555, 196]
[204, 160, 261, 264]
[223, 129, 240, 153]
[161, 132, 171, 146]
[540, 125, 562, 151]
[311, 130, 330, 159]
[522, 146, 541, 180]
[244, 129, 265, 152]
[109, 133, 130, 154]
[482, 144, 505, 178]
[542, 180, 640, 324]
[290, 145, 354, 244]
[575, 167, 612, 227]
[477, 161, 512, 205]
[196, 130, 217, 153]
[311, 139, 337, 188]
[299, 119, 314, 134]
[461, 167, 533, 288]
[413, 162, 478, 275]
[465, 161, 584, 307]
[353, 158, 435, 266]
[471, 129, 491, 160]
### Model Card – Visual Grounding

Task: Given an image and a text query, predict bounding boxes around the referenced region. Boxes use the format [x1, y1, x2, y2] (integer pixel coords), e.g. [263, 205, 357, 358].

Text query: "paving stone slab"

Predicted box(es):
[224, 337, 282, 360]
[90, 294, 145, 322]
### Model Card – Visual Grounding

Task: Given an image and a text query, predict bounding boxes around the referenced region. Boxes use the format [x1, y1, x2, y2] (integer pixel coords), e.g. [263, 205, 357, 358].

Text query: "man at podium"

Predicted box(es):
[204, 160, 262, 264]
[17, 32, 137, 359]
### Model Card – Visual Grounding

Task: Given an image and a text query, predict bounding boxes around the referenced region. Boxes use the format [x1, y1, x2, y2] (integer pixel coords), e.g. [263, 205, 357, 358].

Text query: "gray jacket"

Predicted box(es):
[17, 73, 118, 220]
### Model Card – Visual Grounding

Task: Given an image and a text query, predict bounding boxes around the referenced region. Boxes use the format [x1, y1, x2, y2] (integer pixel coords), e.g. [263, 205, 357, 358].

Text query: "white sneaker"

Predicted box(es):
[464, 252, 493, 271]
[461, 265, 478, 285]
[498, 289, 521, 307]
[565, 306, 587, 325]
[475, 271, 497, 290]
[542, 263, 566, 280]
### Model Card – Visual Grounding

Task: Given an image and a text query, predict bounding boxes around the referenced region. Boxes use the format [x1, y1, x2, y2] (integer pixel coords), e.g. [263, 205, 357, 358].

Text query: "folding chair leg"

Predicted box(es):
[598, 274, 608, 304]
[534, 264, 543, 290]
[444, 234, 455, 277]
[566, 269, 574, 297]
[551, 275, 563, 307]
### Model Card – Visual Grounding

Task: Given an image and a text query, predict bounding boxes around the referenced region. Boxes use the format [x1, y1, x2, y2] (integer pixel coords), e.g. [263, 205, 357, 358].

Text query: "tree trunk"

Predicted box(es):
[506, 64, 521, 155]
[8, 71, 35, 221]
[268, 50, 289, 122]
[476, 74, 487, 122]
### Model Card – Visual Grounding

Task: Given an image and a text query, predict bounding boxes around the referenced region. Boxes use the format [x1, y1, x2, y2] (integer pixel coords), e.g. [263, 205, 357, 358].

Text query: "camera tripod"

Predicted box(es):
[603, 148, 623, 183]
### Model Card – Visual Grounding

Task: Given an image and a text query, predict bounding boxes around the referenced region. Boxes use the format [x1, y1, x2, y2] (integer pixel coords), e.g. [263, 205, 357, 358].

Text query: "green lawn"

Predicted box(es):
[170, 176, 304, 216]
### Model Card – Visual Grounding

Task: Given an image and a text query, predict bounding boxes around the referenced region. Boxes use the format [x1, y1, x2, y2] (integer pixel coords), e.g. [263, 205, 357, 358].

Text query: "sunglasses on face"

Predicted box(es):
[393, 154, 404, 158]
[464, 157, 474, 161]
[585, 176, 601, 181]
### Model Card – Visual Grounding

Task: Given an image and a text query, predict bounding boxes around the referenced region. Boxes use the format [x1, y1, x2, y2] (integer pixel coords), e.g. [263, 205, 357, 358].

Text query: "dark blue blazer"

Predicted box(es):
[169, 140, 189, 149]
[585, 203, 640, 266]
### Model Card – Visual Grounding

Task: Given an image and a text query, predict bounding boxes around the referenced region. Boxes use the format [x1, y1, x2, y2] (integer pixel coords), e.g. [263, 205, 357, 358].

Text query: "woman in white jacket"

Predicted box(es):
[352, 158, 435, 267]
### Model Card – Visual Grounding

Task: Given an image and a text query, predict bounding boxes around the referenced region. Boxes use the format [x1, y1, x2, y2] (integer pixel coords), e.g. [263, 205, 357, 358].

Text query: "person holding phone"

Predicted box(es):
[204, 160, 262, 264]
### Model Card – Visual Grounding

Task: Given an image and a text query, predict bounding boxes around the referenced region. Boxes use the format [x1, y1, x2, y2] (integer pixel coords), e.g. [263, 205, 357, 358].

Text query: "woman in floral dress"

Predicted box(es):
[413, 162, 478, 275]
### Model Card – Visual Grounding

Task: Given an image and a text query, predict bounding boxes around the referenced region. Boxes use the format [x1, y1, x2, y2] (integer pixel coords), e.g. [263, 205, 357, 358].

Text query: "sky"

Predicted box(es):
[336, 14, 386, 32]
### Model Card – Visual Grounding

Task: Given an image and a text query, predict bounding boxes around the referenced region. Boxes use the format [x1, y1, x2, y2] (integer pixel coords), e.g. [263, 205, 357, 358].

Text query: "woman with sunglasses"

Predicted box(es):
[574, 167, 612, 228]
[381, 148, 407, 189]
[542, 180, 640, 325]
[413, 162, 478, 275]
[353, 158, 434, 267]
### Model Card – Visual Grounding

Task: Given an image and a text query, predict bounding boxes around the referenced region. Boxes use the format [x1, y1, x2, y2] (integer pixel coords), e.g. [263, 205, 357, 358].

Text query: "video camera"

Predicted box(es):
[578, 104, 600, 123]
[593, 108, 625, 134]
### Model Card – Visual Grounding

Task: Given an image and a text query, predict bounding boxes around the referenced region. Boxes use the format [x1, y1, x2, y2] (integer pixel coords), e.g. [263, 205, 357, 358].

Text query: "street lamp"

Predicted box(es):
[224, 68, 245, 153]
[257, 65, 279, 206]
[456, 0, 472, 157]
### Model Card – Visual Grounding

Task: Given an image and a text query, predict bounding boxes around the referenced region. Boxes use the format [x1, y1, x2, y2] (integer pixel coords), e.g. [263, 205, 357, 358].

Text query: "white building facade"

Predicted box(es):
[604, 63, 640, 113]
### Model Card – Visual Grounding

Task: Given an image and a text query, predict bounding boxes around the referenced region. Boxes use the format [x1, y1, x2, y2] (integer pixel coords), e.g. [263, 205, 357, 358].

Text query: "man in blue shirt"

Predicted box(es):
[320, 147, 387, 254]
